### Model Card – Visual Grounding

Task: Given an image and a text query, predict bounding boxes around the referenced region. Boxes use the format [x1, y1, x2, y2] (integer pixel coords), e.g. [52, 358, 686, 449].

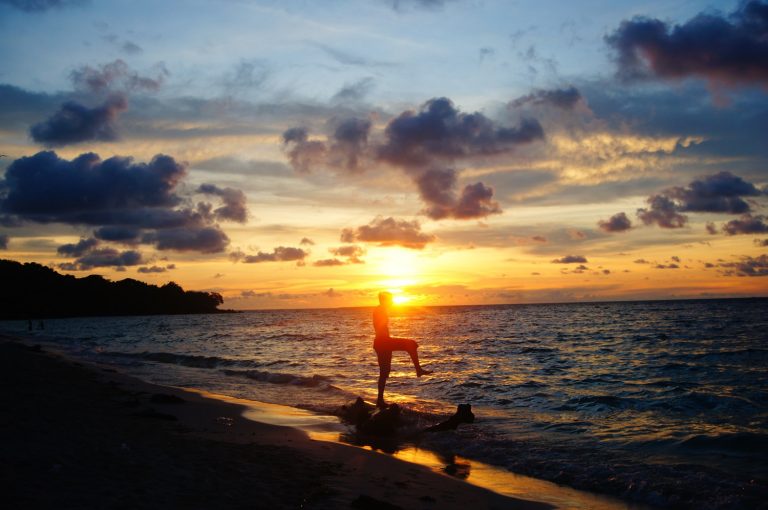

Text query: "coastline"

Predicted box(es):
[0, 335, 552, 509]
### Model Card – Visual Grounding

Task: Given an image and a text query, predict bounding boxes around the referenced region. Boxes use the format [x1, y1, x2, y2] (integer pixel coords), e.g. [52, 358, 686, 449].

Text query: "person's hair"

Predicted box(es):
[378, 291, 393, 305]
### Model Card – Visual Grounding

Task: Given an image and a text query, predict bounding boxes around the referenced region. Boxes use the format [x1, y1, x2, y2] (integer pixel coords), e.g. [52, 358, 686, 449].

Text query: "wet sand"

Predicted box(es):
[0, 336, 551, 509]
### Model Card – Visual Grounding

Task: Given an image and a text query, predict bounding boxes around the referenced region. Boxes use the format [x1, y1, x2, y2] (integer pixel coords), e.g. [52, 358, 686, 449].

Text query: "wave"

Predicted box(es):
[222, 368, 337, 389]
[100, 350, 259, 369]
[676, 432, 768, 455]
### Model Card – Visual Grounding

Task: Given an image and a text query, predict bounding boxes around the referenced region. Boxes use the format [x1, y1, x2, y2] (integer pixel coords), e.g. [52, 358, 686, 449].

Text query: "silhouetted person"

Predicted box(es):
[373, 291, 431, 408]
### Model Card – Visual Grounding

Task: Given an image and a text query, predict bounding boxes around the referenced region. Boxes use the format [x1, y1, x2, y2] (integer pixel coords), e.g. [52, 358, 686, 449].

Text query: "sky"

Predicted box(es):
[0, 0, 767, 309]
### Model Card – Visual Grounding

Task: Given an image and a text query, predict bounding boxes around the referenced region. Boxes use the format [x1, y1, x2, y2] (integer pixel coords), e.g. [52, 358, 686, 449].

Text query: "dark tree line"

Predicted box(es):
[0, 259, 225, 319]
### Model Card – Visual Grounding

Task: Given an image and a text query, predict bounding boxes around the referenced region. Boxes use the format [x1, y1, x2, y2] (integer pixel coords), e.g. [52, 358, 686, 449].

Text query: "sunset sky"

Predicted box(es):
[1, 0, 766, 309]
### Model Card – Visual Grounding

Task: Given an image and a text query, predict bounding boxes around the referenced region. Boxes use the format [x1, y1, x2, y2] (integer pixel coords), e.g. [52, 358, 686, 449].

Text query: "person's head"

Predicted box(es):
[378, 291, 393, 307]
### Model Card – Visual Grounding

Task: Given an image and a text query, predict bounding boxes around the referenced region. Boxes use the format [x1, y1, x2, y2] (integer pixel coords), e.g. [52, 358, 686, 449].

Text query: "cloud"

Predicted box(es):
[322, 288, 342, 298]
[717, 254, 768, 276]
[634, 258, 649, 264]
[722, 214, 768, 235]
[654, 263, 679, 269]
[300, 237, 315, 246]
[137, 265, 168, 273]
[313, 258, 345, 267]
[57, 237, 99, 257]
[122, 41, 143, 55]
[755, 239, 768, 247]
[378, 97, 544, 168]
[606, 1, 768, 89]
[238, 246, 308, 264]
[282, 127, 327, 173]
[0, 151, 233, 254]
[329, 244, 365, 263]
[551, 255, 588, 263]
[70, 59, 167, 94]
[637, 172, 764, 229]
[197, 184, 248, 223]
[30, 94, 128, 147]
[145, 226, 230, 253]
[282, 117, 371, 174]
[332, 77, 375, 103]
[416, 167, 501, 220]
[309, 42, 396, 68]
[509, 86, 582, 110]
[341, 216, 435, 249]
[598, 212, 632, 233]
[62, 247, 143, 270]
[94, 226, 142, 243]
[637, 194, 688, 229]
[0, 234, 7, 249]
[0, 0, 85, 12]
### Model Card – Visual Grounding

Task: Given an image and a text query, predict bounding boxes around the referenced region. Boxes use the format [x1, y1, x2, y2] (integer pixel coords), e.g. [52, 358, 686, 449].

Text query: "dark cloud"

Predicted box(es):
[329, 118, 371, 172]
[637, 172, 763, 229]
[30, 94, 128, 147]
[637, 194, 688, 228]
[0, 234, 7, 249]
[654, 263, 679, 269]
[0, 151, 234, 254]
[416, 168, 501, 220]
[510, 86, 582, 110]
[341, 216, 435, 249]
[137, 265, 167, 273]
[378, 97, 544, 168]
[282, 127, 327, 173]
[722, 214, 768, 235]
[717, 254, 768, 276]
[70, 59, 167, 94]
[300, 237, 315, 246]
[706, 222, 718, 235]
[239, 246, 308, 264]
[755, 239, 768, 247]
[282, 118, 371, 173]
[668, 172, 762, 214]
[634, 258, 649, 264]
[197, 184, 248, 223]
[606, 1, 768, 89]
[0, 0, 85, 12]
[332, 77, 375, 103]
[63, 247, 143, 270]
[94, 226, 141, 243]
[145, 227, 230, 253]
[598, 212, 632, 233]
[1, 151, 185, 222]
[57, 237, 99, 257]
[552, 255, 588, 264]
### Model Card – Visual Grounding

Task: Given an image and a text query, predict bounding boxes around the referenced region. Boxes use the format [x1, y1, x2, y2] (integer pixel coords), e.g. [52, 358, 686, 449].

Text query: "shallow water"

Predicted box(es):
[3, 298, 767, 508]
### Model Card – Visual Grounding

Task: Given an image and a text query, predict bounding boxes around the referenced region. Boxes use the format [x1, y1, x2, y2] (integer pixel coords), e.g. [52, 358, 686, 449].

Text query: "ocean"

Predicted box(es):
[3, 298, 767, 509]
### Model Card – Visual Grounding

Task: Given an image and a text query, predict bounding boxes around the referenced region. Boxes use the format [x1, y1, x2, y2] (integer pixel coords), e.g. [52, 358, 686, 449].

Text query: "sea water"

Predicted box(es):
[3, 298, 767, 508]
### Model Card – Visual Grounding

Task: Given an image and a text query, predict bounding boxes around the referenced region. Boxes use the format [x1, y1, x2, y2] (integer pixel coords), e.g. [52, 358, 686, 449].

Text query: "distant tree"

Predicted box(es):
[0, 259, 227, 319]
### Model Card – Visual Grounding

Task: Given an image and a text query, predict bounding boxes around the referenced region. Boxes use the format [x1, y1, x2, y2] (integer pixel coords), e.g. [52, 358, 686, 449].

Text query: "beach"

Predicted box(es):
[0, 336, 553, 509]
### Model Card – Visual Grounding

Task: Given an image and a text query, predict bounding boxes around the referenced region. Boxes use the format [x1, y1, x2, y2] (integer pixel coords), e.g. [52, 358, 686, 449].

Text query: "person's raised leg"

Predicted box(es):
[405, 339, 432, 377]
[376, 349, 392, 408]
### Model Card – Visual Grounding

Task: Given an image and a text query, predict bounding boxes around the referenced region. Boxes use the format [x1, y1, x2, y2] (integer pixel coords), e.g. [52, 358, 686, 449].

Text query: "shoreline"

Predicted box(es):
[1, 335, 553, 509]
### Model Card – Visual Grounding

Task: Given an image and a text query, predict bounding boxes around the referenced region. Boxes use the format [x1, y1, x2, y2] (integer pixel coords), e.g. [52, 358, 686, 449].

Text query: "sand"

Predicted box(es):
[0, 336, 552, 509]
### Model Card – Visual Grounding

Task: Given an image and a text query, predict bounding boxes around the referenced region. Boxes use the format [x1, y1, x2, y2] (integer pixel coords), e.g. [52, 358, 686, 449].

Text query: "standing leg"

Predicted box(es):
[376, 348, 392, 408]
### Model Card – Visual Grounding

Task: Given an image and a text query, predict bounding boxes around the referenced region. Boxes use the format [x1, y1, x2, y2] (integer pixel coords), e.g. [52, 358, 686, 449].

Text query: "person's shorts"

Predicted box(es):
[373, 337, 416, 352]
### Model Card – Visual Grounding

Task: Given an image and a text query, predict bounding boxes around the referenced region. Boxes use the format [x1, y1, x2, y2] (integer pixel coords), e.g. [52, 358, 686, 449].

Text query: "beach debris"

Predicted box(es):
[215, 416, 234, 427]
[424, 404, 474, 432]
